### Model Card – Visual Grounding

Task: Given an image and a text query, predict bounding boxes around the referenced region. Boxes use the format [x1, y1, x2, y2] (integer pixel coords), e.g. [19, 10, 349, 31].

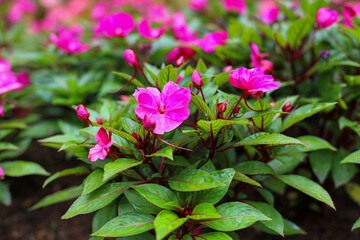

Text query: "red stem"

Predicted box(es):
[109, 68, 138, 93]
[152, 133, 192, 151]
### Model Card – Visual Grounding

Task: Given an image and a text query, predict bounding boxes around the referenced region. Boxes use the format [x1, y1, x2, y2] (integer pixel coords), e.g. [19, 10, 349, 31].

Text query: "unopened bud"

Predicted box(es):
[96, 118, 103, 124]
[176, 56, 185, 66]
[233, 105, 241, 114]
[282, 101, 292, 112]
[222, 65, 233, 72]
[176, 75, 183, 84]
[143, 114, 156, 131]
[191, 70, 203, 89]
[124, 49, 138, 68]
[76, 104, 89, 121]
[217, 102, 227, 114]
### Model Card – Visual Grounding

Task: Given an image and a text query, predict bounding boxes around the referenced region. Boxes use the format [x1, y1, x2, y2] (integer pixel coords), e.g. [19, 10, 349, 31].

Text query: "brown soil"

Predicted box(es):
[1, 143, 360, 240]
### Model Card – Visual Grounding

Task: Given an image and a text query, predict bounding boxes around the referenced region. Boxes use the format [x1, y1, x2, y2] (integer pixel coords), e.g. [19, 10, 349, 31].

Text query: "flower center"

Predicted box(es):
[158, 103, 166, 114]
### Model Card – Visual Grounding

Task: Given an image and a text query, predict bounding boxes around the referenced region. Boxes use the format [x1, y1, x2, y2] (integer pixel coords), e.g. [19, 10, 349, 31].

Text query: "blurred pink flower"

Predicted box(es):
[39, 0, 61, 8]
[250, 42, 273, 73]
[0, 166, 4, 179]
[342, 3, 358, 28]
[8, 0, 37, 23]
[172, 12, 198, 43]
[223, 0, 247, 14]
[138, 19, 165, 40]
[96, 12, 135, 38]
[0, 59, 11, 72]
[223, 65, 233, 72]
[50, 29, 90, 54]
[166, 46, 197, 65]
[176, 75, 183, 84]
[145, 4, 171, 25]
[0, 71, 31, 95]
[91, 1, 109, 20]
[229, 67, 280, 94]
[133, 81, 191, 134]
[189, 0, 208, 12]
[259, 0, 280, 24]
[199, 30, 228, 53]
[316, 7, 338, 29]
[88, 128, 114, 162]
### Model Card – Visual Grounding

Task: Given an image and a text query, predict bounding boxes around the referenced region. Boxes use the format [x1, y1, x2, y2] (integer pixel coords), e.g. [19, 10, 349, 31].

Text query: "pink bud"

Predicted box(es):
[0, 167, 4, 180]
[0, 105, 4, 117]
[176, 75, 183, 84]
[96, 118, 103, 124]
[143, 114, 156, 131]
[282, 101, 292, 112]
[233, 105, 241, 114]
[217, 102, 227, 114]
[222, 65, 233, 72]
[76, 104, 89, 121]
[316, 7, 338, 29]
[124, 49, 138, 68]
[191, 70, 203, 89]
[269, 102, 275, 106]
[176, 56, 185, 66]
[120, 95, 130, 101]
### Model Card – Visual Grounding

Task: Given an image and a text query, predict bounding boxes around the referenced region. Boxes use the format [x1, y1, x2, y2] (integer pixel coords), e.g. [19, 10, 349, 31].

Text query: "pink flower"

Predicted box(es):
[229, 67, 281, 94]
[250, 42, 273, 73]
[88, 128, 114, 162]
[133, 81, 191, 134]
[316, 7, 338, 29]
[0, 71, 31, 95]
[91, 1, 109, 20]
[166, 46, 197, 66]
[259, 0, 280, 24]
[199, 31, 228, 53]
[7, 0, 37, 23]
[76, 104, 89, 121]
[138, 19, 165, 40]
[342, 3, 358, 28]
[0, 59, 11, 72]
[0, 167, 4, 179]
[50, 29, 90, 54]
[189, 0, 208, 12]
[96, 12, 135, 38]
[171, 12, 198, 43]
[145, 4, 171, 25]
[223, 0, 247, 14]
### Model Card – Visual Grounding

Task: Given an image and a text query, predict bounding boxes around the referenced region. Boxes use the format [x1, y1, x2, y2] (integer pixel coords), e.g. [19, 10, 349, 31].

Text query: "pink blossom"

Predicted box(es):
[342, 3, 358, 28]
[223, 65, 233, 72]
[91, 1, 109, 20]
[50, 29, 90, 54]
[0, 167, 4, 179]
[96, 12, 135, 38]
[229, 67, 281, 94]
[39, 0, 61, 8]
[250, 42, 273, 73]
[145, 4, 171, 25]
[199, 31, 228, 53]
[0, 59, 11, 72]
[133, 81, 191, 134]
[223, 0, 247, 14]
[316, 8, 338, 29]
[0, 71, 31, 95]
[8, 0, 37, 23]
[259, 0, 280, 24]
[120, 95, 130, 101]
[88, 128, 114, 162]
[138, 19, 165, 40]
[166, 46, 197, 66]
[189, 0, 208, 12]
[171, 12, 198, 43]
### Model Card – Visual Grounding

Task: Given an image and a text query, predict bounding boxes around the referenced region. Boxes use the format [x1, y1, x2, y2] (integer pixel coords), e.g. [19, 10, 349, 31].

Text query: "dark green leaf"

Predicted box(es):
[191, 94, 216, 120]
[286, 17, 313, 49]
[309, 151, 332, 184]
[352, 218, 360, 231]
[154, 210, 187, 240]
[92, 201, 117, 232]
[236, 133, 305, 147]
[297, 136, 336, 152]
[0, 181, 11, 206]
[341, 150, 360, 164]
[233, 172, 262, 187]
[43, 166, 90, 188]
[103, 159, 142, 181]
[195, 232, 232, 240]
[158, 65, 177, 89]
[236, 161, 274, 175]
[190, 203, 221, 220]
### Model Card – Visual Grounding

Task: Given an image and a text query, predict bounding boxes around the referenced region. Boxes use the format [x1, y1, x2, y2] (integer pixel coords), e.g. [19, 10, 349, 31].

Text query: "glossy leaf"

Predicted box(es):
[154, 210, 187, 240]
[82, 169, 107, 195]
[103, 159, 142, 181]
[146, 146, 173, 160]
[341, 150, 360, 164]
[195, 232, 232, 240]
[0, 161, 49, 177]
[332, 155, 357, 188]
[197, 118, 249, 136]
[276, 175, 335, 209]
[297, 136, 336, 152]
[191, 94, 216, 120]
[236, 132, 305, 147]
[233, 172, 262, 187]
[236, 161, 274, 175]
[0, 142, 18, 151]
[43, 166, 90, 188]
[158, 65, 177, 89]
[190, 203, 221, 220]
[92, 201, 117, 232]
[352, 218, 360, 231]
[309, 151, 332, 184]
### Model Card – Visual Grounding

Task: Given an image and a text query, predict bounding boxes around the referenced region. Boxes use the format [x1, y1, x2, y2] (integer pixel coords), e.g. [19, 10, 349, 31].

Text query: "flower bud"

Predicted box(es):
[222, 65, 233, 72]
[176, 75, 183, 84]
[96, 118, 103, 124]
[191, 70, 203, 89]
[124, 49, 138, 68]
[316, 7, 338, 29]
[282, 101, 292, 112]
[233, 105, 241, 114]
[0, 167, 4, 180]
[76, 104, 89, 121]
[217, 102, 227, 114]
[176, 56, 185, 66]
[143, 114, 156, 131]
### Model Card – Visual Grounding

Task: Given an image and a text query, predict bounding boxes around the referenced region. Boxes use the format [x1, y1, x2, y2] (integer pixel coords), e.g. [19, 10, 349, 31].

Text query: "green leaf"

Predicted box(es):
[154, 210, 187, 240]
[168, 169, 224, 192]
[275, 2, 297, 20]
[345, 182, 360, 207]
[338, 116, 360, 137]
[247, 201, 284, 236]
[0, 181, 11, 206]
[276, 175, 335, 209]
[100, 125, 138, 144]
[112, 71, 145, 88]
[286, 17, 313, 49]
[0, 142, 18, 151]
[190, 203, 221, 220]
[236, 132, 305, 147]
[103, 159, 142, 182]
[352, 218, 360, 231]
[0, 161, 49, 177]
[197, 118, 249, 136]
[62, 182, 132, 219]
[236, 161, 274, 175]
[191, 94, 216, 120]
[132, 184, 178, 210]
[283, 218, 306, 235]
[309, 151, 332, 184]
[297, 136, 336, 152]
[30, 185, 82, 211]
[332, 156, 357, 188]
[233, 172, 262, 187]
[83, 169, 107, 195]
[252, 99, 273, 130]
[43, 166, 90, 188]
[341, 150, 360, 164]
[203, 202, 270, 231]
[281, 103, 337, 131]
[124, 190, 161, 214]
[92, 201, 117, 232]
[146, 146, 173, 160]
[195, 232, 232, 240]
[158, 65, 177, 89]
[256, 24, 286, 48]
[196, 59, 207, 73]
[92, 213, 154, 237]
